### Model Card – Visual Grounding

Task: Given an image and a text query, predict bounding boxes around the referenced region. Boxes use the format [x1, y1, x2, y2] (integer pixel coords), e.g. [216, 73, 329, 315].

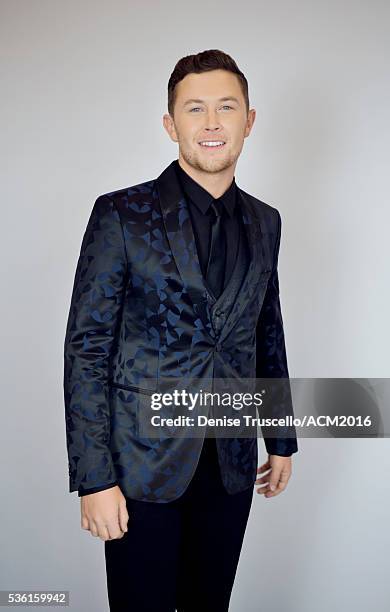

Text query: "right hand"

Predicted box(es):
[80, 485, 129, 541]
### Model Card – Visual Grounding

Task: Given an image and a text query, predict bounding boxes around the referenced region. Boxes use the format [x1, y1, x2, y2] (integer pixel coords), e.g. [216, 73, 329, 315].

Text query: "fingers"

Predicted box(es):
[256, 479, 286, 497]
[255, 463, 291, 497]
[106, 523, 126, 541]
[89, 520, 125, 541]
[256, 460, 271, 474]
[81, 515, 90, 530]
[80, 491, 128, 541]
[118, 500, 129, 534]
[255, 461, 271, 485]
[264, 478, 288, 497]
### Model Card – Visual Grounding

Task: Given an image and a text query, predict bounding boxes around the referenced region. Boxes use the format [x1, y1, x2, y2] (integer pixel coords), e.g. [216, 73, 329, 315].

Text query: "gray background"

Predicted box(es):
[1, 0, 389, 610]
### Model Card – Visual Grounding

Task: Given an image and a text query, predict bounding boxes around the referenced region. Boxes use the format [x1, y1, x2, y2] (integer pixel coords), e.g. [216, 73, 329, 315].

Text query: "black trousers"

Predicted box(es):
[104, 437, 254, 612]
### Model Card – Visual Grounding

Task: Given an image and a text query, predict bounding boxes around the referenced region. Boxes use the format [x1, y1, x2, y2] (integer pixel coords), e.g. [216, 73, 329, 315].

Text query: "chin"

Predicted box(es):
[201, 158, 234, 173]
[192, 154, 234, 174]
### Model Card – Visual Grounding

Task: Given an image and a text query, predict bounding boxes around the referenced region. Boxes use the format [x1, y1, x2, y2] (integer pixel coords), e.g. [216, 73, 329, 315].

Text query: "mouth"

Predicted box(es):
[198, 140, 226, 150]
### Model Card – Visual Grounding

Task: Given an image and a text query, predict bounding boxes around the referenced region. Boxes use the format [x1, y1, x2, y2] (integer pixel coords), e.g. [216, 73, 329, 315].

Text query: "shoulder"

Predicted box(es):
[93, 177, 157, 223]
[238, 187, 281, 232]
[96, 178, 156, 206]
[91, 177, 157, 221]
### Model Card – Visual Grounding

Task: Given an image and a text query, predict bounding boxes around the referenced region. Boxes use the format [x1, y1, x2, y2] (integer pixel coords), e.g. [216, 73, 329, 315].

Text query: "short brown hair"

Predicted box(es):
[167, 49, 249, 118]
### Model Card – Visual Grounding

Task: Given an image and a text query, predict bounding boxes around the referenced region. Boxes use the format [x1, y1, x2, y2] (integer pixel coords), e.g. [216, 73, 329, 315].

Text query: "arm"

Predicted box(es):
[255, 210, 298, 457]
[63, 194, 128, 493]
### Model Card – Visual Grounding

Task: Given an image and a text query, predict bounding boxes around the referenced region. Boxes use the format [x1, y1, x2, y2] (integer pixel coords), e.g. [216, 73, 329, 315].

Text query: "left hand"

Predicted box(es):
[255, 454, 292, 498]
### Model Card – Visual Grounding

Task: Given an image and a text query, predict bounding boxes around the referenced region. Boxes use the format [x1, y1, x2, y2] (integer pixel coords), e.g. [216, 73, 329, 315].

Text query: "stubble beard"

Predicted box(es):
[179, 142, 241, 174]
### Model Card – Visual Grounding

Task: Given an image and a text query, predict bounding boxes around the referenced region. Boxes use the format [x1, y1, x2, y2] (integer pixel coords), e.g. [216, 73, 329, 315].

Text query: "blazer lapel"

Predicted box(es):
[217, 189, 267, 345]
[156, 161, 215, 338]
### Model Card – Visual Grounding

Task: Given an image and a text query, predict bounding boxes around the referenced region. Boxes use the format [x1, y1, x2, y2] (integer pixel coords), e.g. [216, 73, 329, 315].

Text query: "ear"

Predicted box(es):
[163, 113, 178, 143]
[244, 108, 256, 138]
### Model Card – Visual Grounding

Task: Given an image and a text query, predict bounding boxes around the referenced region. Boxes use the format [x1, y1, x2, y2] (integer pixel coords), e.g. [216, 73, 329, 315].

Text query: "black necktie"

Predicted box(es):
[206, 199, 226, 298]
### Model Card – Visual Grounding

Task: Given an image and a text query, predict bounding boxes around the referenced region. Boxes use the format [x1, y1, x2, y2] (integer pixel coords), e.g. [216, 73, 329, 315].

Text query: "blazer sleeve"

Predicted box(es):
[63, 195, 128, 493]
[78, 482, 119, 497]
[255, 210, 298, 456]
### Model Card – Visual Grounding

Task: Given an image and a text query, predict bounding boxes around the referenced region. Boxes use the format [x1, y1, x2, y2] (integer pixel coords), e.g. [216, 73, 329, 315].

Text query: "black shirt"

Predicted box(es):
[78, 160, 246, 496]
[174, 159, 242, 287]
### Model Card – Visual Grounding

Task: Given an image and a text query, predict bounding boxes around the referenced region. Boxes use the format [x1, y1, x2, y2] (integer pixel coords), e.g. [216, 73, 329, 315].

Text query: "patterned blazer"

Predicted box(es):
[63, 160, 298, 502]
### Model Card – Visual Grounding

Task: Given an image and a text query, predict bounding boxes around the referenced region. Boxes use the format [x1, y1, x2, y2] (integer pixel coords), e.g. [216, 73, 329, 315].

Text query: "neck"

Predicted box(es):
[177, 155, 236, 199]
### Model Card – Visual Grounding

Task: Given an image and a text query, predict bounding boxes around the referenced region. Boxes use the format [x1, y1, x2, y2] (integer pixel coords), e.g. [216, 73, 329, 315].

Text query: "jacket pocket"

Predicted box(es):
[109, 381, 156, 395]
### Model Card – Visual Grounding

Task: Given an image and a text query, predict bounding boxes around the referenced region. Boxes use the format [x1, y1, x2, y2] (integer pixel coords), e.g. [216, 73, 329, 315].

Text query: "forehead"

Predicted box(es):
[175, 69, 243, 103]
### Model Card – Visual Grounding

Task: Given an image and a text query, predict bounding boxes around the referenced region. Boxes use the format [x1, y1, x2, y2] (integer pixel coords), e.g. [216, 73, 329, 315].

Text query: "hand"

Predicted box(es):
[80, 485, 129, 541]
[255, 454, 292, 498]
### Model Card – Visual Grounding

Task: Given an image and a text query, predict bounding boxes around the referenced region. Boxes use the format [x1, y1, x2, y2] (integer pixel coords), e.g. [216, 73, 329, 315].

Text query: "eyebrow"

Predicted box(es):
[183, 96, 240, 107]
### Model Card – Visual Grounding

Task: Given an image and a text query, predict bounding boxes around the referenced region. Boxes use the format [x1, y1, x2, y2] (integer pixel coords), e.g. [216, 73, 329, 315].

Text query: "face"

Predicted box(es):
[163, 69, 256, 175]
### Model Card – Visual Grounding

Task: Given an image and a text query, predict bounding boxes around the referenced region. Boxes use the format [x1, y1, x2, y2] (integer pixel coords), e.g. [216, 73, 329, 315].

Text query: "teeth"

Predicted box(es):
[199, 141, 225, 147]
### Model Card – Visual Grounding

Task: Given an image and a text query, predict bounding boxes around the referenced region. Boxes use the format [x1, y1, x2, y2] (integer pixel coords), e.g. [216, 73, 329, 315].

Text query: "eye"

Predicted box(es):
[221, 105, 233, 110]
[189, 107, 202, 112]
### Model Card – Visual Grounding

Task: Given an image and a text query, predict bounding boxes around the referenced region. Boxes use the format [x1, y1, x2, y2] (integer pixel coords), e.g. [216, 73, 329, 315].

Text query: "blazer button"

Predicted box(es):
[215, 343, 223, 352]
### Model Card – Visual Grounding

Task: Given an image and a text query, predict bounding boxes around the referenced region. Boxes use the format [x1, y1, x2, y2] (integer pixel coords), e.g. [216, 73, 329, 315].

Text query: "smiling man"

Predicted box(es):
[64, 48, 298, 612]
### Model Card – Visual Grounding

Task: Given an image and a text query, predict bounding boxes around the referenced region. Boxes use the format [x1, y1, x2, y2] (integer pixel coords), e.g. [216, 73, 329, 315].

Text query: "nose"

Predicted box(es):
[204, 109, 222, 131]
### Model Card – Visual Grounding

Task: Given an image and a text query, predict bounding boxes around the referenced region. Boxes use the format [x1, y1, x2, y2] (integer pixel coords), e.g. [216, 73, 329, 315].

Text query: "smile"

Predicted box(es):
[198, 141, 226, 149]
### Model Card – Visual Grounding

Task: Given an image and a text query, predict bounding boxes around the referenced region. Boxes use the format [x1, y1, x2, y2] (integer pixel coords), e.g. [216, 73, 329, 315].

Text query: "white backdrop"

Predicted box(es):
[1, 0, 389, 610]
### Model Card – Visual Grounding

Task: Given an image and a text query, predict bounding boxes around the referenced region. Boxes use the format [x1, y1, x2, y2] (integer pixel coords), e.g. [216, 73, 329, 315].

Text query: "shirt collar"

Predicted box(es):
[174, 159, 236, 218]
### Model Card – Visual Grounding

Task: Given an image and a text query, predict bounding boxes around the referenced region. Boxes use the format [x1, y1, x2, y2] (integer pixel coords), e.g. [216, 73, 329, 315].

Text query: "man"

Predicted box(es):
[64, 49, 298, 612]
